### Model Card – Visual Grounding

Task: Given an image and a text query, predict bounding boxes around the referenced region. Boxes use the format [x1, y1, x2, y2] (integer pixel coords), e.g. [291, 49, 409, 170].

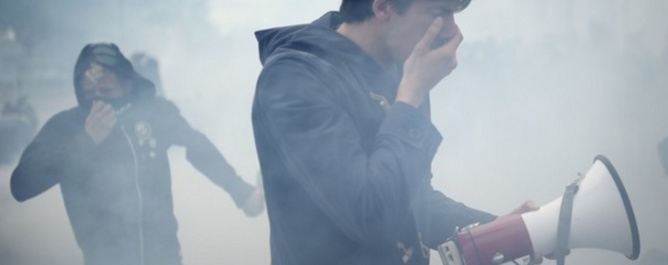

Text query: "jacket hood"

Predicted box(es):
[255, 12, 366, 66]
[73, 43, 155, 107]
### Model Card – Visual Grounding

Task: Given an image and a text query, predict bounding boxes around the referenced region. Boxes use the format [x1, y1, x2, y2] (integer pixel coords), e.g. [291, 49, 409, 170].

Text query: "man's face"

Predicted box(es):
[383, 0, 460, 64]
[80, 64, 129, 104]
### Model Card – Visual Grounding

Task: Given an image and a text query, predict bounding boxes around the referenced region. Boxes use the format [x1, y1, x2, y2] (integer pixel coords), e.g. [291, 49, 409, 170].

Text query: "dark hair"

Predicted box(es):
[339, 0, 471, 23]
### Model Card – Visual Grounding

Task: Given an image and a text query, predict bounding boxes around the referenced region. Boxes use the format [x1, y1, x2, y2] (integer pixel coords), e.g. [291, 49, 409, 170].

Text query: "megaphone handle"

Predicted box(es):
[556, 181, 580, 265]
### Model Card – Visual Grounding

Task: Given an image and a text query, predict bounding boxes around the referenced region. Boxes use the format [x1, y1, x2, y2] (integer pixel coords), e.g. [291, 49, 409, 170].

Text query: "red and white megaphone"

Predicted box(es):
[438, 155, 640, 265]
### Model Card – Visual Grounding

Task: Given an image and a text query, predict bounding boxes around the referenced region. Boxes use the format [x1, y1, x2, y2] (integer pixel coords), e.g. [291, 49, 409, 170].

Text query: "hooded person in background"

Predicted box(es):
[10, 43, 265, 265]
[130, 52, 165, 97]
[252, 0, 543, 264]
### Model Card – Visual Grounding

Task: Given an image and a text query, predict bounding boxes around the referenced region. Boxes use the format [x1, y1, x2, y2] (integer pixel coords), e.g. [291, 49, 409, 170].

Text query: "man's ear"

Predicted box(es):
[372, 0, 395, 21]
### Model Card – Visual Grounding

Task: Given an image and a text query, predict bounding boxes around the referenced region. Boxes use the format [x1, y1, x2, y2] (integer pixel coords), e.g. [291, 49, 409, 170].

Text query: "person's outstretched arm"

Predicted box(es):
[160, 100, 259, 213]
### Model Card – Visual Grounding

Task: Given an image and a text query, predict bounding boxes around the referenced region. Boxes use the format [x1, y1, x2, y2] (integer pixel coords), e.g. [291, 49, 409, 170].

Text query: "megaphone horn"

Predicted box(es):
[438, 155, 641, 265]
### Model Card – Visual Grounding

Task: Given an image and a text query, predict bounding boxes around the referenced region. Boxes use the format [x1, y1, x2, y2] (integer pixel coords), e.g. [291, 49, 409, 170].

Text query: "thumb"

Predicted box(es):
[412, 17, 444, 55]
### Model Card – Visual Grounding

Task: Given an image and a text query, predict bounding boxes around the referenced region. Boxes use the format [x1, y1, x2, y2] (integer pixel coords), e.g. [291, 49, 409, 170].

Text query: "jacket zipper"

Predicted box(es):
[122, 125, 145, 265]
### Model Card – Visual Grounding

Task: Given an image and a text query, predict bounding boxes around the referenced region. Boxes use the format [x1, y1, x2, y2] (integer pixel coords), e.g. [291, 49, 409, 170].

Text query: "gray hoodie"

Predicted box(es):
[253, 12, 495, 265]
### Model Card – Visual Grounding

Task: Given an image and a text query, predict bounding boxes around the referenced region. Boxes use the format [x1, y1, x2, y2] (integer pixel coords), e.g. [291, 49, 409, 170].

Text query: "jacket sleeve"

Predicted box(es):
[412, 100, 497, 248]
[10, 112, 97, 202]
[416, 185, 497, 248]
[254, 57, 465, 245]
[161, 100, 253, 207]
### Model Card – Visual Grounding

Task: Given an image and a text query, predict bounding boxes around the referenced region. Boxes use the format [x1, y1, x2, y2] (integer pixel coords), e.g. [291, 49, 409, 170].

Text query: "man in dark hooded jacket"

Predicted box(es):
[10, 43, 265, 265]
[252, 1, 539, 265]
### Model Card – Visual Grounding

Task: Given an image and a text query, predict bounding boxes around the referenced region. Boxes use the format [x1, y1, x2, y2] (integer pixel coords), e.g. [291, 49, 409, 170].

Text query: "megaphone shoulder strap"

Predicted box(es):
[556, 178, 581, 265]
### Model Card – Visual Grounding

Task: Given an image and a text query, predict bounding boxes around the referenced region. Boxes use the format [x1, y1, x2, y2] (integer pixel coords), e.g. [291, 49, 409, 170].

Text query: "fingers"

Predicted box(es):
[242, 188, 266, 217]
[89, 101, 117, 126]
[397, 18, 461, 107]
[511, 200, 540, 215]
[99, 103, 116, 121]
[428, 25, 462, 67]
[521, 200, 539, 212]
[89, 100, 112, 115]
[413, 17, 444, 55]
[85, 101, 117, 144]
[440, 25, 463, 54]
[91, 100, 100, 111]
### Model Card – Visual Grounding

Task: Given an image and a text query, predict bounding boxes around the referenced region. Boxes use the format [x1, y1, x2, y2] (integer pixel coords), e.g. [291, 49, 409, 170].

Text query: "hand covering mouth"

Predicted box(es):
[430, 37, 448, 50]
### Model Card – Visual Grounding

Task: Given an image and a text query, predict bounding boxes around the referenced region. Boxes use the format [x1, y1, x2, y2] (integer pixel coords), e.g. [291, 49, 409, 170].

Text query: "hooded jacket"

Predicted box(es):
[10, 43, 253, 265]
[252, 12, 496, 265]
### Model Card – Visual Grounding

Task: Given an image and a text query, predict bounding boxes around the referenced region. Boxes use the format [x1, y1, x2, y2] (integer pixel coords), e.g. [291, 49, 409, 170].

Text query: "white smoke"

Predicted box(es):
[0, 1, 666, 265]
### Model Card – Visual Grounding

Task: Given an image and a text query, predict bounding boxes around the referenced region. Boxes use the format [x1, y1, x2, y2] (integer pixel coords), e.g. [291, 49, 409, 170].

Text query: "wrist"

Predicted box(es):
[396, 80, 426, 107]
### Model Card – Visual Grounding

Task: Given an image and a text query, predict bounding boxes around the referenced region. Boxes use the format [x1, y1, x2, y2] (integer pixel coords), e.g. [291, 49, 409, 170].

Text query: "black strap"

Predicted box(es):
[555, 177, 581, 265]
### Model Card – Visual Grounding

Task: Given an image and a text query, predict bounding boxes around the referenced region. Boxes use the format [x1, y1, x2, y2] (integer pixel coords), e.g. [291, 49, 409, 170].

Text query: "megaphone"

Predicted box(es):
[438, 155, 640, 265]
